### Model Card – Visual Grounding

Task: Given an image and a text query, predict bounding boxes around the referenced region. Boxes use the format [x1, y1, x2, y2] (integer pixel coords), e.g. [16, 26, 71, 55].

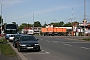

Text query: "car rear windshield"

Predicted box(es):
[21, 36, 36, 41]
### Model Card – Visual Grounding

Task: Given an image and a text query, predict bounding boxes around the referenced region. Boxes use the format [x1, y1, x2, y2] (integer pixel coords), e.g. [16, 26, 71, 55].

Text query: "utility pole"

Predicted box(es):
[71, 7, 73, 36]
[71, 7, 73, 24]
[33, 13, 34, 30]
[83, 0, 86, 38]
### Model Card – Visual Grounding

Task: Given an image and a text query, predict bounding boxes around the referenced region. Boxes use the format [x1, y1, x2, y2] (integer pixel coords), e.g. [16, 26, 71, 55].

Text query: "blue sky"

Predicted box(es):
[0, 0, 90, 25]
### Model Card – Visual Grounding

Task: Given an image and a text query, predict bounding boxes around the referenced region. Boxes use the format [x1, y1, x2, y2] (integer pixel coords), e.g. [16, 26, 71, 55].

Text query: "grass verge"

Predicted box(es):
[0, 38, 7, 43]
[0, 38, 16, 56]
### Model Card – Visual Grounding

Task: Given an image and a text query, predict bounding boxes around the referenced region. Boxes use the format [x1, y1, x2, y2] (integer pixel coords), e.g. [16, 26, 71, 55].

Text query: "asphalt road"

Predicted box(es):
[18, 36, 90, 60]
[10, 36, 90, 60]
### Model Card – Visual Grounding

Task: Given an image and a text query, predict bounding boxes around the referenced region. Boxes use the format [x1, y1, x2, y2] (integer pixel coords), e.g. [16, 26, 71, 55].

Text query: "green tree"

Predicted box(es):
[12, 22, 16, 24]
[18, 23, 27, 31]
[49, 21, 64, 27]
[50, 22, 57, 27]
[42, 23, 47, 27]
[54, 22, 60, 27]
[27, 23, 32, 27]
[18, 23, 33, 31]
[64, 22, 71, 27]
[50, 22, 55, 25]
[59, 21, 64, 27]
[34, 21, 41, 27]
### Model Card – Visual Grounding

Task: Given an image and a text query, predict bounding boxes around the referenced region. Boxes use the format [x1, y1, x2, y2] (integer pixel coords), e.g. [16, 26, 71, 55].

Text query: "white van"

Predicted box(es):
[27, 30, 34, 35]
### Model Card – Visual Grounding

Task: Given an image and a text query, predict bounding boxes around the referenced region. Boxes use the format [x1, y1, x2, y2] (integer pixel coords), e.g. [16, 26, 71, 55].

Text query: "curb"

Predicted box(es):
[8, 41, 28, 60]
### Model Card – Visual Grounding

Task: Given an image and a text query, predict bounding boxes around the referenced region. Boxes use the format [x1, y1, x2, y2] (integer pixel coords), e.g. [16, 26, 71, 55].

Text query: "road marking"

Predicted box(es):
[64, 44, 70, 45]
[62, 42, 90, 43]
[69, 45, 72, 46]
[81, 47, 85, 48]
[52, 41, 58, 43]
[64, 44, 72, 46]
[42, 50, 44, 51]
[46, 51, 50, 54]
[46, 40, 50, 42]
[81, 47, 90, 50]
[23, 52, 50, 55]
[85, 48, 90, 49]
[22, 50, 50, 55]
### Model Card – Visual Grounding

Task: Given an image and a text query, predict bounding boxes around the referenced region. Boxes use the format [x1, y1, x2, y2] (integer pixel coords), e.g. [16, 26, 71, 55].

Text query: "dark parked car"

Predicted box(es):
[17, 35, 40, 52]
[13, 34, 22, 48]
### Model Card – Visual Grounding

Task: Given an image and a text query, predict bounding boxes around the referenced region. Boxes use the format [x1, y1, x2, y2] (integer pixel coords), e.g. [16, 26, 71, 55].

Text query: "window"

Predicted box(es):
[6, 24, 17, 29]
[21, 36, 36, 41]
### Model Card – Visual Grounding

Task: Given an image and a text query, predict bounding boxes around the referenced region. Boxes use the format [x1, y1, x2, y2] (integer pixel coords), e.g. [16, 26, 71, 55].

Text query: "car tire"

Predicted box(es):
[18, 46, 21, 52]
[14, 44, 17, 48]
[15, 45, 17, 48]
[37, 47, 41, 52]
